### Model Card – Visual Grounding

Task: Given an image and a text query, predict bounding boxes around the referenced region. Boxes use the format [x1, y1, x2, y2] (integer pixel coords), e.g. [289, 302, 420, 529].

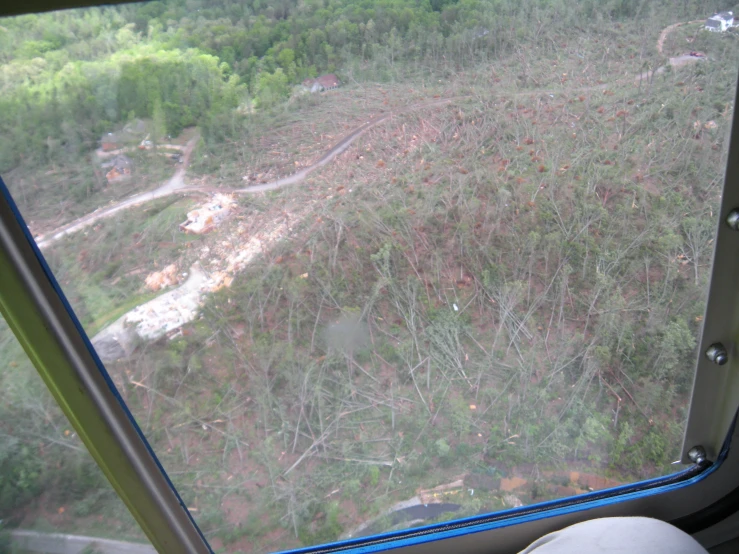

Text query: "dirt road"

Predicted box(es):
[35, 17, 703, 250]
[656, 19, 703, 56]
[35, 87, 625, 247]
[36, 134, 200, 249]
[96, 143, 185, 159]
[229, 97, 457, 194]
[37, 98, 457, 248]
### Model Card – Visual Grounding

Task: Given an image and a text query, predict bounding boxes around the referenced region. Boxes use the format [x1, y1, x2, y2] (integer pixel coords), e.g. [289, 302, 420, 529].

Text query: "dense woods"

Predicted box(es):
[1, 0, 739, 552]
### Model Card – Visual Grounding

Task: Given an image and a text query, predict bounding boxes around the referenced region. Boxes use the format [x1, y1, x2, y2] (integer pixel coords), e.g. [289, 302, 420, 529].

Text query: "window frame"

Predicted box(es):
[2, 1, 739, 551]
[0, 184, 210, 553]
[680, 78, 739, 463]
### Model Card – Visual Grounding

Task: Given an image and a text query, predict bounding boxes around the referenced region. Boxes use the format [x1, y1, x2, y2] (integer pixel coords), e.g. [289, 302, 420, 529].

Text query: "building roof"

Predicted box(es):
[101, 154, 133, 170]
[709, 11, 734, 22]
[316, 74, 340, 88]
[706, 18, 722, 28]
[113, 154, 132, 169]
[122, 118, 147, 135]
[101, 132, 119, 143]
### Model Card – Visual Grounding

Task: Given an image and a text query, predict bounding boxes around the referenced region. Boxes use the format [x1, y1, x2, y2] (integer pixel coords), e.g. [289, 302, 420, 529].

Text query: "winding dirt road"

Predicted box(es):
[33, 87, 633, 249]
[656, 19, 703, 56]
[36, 135, 200, 249]
[36, 17, 705, 251]
[36, 98, 458, 249]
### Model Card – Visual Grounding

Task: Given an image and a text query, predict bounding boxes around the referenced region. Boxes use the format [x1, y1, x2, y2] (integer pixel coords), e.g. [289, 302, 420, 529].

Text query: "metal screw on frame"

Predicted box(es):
[726, 209, 739, 230]
[705, 343, 728, 366]
[688, 446, 707, 465]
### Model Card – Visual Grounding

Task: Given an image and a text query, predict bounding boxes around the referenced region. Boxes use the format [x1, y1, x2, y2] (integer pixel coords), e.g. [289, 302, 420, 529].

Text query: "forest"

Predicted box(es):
[1, 0, 738, 552]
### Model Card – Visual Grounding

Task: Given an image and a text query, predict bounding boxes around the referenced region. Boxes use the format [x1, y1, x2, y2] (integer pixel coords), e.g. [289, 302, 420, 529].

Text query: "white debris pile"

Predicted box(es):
[125, 265, 214, 340]
[226, 220, 291, 273]
[92, 201, 318, 361]
[180, 194, 237, 234]
[144, 264, 179, 291]
[209, 271, 234, 291]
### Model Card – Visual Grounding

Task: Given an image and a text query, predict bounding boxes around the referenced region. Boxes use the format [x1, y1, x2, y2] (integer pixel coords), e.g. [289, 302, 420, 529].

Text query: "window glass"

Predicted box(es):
[1, 1, 737, 551]
[0, 315, 150, 549]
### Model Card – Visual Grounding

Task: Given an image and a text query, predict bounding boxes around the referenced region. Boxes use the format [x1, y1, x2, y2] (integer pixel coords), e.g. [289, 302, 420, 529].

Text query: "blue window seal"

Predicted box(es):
[282, 415, 734, 554]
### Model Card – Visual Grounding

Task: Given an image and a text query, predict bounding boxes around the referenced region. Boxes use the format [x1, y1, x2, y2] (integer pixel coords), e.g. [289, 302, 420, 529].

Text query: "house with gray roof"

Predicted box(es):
[303, 74, 341, 93]
[706, 11, 734, 32]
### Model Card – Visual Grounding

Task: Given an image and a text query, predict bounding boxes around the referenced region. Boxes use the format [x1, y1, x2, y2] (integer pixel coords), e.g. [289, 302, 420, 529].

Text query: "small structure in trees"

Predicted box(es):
[705, 11, 734, 32]
[101, 132, 120, 152]
[122, 118, 147, 139]
[303, 74, 341, 93]
[102, 154, 133, 183]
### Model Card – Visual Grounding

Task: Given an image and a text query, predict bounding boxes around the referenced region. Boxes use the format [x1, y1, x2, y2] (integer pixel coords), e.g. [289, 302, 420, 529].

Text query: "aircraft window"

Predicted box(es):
[0, 1, 737, 552]
[0, 314, 152, 551]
